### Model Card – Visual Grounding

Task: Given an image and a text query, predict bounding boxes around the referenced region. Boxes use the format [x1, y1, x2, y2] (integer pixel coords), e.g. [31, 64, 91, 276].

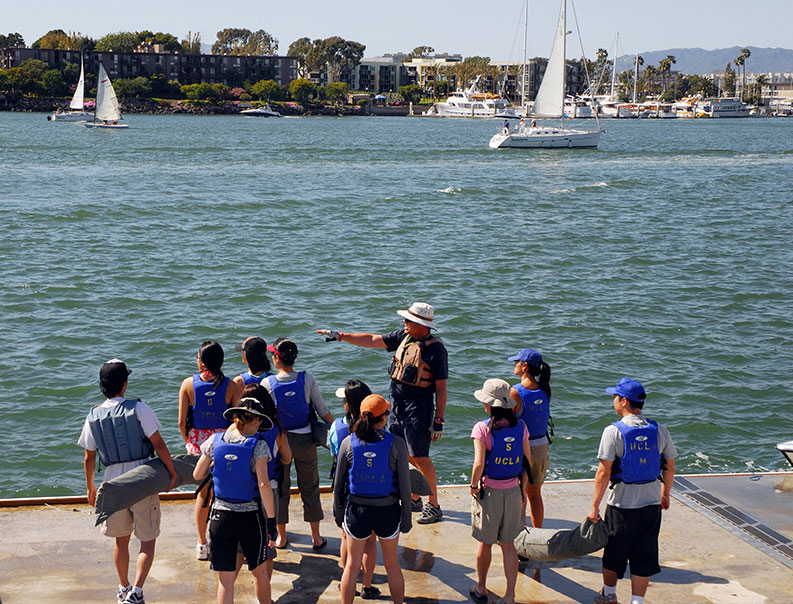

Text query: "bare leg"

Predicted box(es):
[362, 534, 378, 588]
[217, 570, 236, 604]
[341, 534, 367, 604]
[500, 541, 519, 604]
[527, 484, 544, 528]
[310, 520, 324, 547]
[379, 534, 404, 604]
[275, 523, 287, 548]
[630, 574, 650, 598]
[474, 541, 492, 596]
[195, 483, 210, 545]
[252, 560, 272, 604]
[340, 530, 348, 570]
[409, 456, 439, 507]
[603, 568, 619, 588]
[133, 539, 156, 588]
[113, 535, 131, 587]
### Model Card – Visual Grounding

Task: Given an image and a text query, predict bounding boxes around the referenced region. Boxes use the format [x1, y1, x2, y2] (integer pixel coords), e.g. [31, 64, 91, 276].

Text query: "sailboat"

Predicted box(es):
[489, 0, 602, 149]
[85, 62, 129, 129]
[48, 55, 93, 122]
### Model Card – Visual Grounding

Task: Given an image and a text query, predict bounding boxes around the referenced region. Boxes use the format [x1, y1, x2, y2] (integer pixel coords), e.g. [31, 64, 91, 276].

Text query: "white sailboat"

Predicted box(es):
[48, 55, 93, 122]
[85, 63, 129, 129]
[489, 0, 602, 149]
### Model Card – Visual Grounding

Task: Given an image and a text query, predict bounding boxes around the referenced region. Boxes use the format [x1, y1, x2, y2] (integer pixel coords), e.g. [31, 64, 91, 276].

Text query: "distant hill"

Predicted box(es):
[617, 46, 793, 75]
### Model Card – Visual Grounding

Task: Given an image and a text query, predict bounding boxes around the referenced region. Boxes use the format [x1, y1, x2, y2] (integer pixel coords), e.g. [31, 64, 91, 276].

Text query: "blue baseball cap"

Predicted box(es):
[605, 378, 646, 403]
[508, 348, 543, 365]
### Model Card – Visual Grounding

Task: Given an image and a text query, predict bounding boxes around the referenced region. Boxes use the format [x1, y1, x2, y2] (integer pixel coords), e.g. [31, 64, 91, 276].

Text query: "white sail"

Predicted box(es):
[69, 56, 85, 110]
[532, 0, 566, 118]
[94, 63, 121, 122]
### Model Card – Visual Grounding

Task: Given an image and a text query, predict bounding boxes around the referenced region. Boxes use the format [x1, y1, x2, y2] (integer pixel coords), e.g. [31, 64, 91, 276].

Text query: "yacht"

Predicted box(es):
[673, 97, 698, 119]
[425, 76, 510, 118]
[695, 98, 750, 118]
[638, 101, 676, 118]
[564, 97, 592, 118]
[240, 103, 281, 117]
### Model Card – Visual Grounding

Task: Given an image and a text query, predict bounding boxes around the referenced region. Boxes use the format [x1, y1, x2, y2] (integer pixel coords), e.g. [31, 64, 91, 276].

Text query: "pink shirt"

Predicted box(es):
[471, 419, 529, 489]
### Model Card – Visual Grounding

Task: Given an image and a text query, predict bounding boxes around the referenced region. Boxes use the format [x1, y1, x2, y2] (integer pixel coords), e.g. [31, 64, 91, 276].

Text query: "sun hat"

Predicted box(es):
[605, 378, 646, 403]
[396, 302, 437, 330]
[234, 336, 267, 353]
[474, 378, 515, 409]
[507, 348, 542, 365]
[224, 397, 274, 431]
[360, 394, 391, 417]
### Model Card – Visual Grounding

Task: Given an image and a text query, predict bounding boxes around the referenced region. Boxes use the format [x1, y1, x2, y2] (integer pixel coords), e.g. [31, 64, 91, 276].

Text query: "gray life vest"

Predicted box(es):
[87, 399, 154, 466]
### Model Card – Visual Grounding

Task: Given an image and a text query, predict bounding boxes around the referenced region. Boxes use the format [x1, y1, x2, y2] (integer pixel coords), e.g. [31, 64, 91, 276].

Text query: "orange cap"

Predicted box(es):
[360, 394, 391, 417]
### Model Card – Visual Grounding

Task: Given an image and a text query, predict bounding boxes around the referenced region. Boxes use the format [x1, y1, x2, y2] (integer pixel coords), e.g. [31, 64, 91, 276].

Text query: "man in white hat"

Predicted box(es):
[318, 302, 448, 524]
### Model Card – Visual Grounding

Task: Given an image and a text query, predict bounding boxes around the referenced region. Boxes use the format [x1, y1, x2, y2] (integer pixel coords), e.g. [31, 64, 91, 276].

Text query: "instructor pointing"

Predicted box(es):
[318, 302, 448, 524]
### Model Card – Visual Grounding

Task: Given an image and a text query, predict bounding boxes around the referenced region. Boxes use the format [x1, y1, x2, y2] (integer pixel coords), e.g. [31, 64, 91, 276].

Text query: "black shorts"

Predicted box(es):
[389, 399, 433, 457]
[602, 504, 662, 579]
[208, 508, 271, 572]
[343, 502, 401, 540]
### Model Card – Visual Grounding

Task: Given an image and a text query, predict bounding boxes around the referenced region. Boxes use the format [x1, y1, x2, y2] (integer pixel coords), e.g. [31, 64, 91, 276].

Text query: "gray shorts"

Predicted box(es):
[471, 485, 523, 545]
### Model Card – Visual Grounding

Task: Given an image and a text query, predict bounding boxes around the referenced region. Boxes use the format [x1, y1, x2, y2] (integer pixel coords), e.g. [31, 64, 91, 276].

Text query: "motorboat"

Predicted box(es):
[84, 63, 129, 129]
[489, 0, 602, 149]
[564, 97, 592, 118]
[240, 103, 281, 117]
[695, 97, 751, 118]
[638, 100, 676, 118]
[673, 97, 698, 118]
[426, 76, 510, 118]
[48, 55, 92, 122]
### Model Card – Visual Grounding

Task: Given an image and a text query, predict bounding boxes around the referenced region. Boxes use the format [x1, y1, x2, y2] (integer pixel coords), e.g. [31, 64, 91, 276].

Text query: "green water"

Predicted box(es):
[1, 112, 792, 498]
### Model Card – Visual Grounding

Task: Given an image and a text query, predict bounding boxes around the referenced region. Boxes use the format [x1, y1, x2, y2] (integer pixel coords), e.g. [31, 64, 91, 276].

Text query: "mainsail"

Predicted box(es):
[94, 63, 121, 122]
[532, 0, 566, 118]
[69, 56, 85, 110]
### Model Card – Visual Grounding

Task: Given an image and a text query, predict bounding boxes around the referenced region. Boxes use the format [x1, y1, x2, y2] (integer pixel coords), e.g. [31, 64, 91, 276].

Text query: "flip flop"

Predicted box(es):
[469, 585, 488, 603]
[312, 537, 328, 550]
[275, 540, 289, 550]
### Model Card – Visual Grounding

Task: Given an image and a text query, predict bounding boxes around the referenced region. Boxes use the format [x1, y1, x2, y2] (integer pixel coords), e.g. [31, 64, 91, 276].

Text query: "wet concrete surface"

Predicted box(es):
[1, 475, 792, 603]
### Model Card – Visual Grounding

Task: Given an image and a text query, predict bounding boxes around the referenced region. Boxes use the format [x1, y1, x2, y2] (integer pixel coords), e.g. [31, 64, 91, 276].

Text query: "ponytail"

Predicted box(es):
[352, 411, 384, 443]
[198, 340, 226, 389]
[343, 379, 372, 425]
[528, 361, 552, 400]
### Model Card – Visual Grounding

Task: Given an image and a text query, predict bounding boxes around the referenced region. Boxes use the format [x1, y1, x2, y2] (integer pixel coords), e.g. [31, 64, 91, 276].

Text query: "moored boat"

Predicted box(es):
[48, 55, 92, 122]
[426, 76, 510, 118]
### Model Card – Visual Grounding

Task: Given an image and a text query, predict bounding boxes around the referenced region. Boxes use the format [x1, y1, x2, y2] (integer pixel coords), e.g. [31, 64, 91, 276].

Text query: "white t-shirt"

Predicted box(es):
[77, 397, 163, 482]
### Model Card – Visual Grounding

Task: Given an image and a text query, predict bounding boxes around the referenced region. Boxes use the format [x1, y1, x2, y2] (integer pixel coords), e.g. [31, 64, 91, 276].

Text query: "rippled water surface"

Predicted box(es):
[2, 112, 792, 497]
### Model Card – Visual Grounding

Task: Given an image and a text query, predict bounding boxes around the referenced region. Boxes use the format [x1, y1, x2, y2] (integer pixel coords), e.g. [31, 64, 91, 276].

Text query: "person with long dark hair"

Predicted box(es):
[178, 340, 243, 560]
[333, 394, 412, 604]
[193, 394, 277, 604]
[469, 379, 531, 604]
[508, 348, 552, 528]
[232, 337, 272, 388]
[330, 380, 380, 599]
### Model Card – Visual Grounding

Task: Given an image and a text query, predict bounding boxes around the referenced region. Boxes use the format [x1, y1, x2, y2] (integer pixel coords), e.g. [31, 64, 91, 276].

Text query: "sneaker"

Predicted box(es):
[361, 586, 381, 599]
[593, 589, 619, 604]
[416, 501, 442, 524]
[196, 541, 209, 560]
[117, 585, 132, 604]
[122, 588, 145, 604]
[410, 497, 423, 512]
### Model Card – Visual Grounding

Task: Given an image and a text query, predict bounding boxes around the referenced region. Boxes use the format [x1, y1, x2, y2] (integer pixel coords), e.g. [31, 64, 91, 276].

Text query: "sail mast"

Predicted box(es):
[610, 33, 618, 98]
[521, 0, 528, 108]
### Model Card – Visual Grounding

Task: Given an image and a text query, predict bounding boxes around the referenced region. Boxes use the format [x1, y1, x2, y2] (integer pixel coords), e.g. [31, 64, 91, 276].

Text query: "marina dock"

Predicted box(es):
[2, 473, 792, 603]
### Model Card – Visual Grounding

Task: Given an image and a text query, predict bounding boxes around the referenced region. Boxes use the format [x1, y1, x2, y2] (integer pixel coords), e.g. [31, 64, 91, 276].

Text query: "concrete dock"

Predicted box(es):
[1, 473, 792, 603]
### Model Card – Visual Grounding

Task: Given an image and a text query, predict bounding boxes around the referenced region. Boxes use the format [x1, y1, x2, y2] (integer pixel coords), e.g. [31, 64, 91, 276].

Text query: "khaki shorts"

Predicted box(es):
[102, 493, 161, 541]
[527, 443, 549, 487]
[471, 485, 523, 545]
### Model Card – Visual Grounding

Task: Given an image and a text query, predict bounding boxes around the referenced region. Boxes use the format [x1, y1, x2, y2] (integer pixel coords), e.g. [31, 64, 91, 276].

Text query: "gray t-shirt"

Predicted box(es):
[597, 414, 677, 509]
[200, 431, 271, 512]
[260, 371, 329, 434]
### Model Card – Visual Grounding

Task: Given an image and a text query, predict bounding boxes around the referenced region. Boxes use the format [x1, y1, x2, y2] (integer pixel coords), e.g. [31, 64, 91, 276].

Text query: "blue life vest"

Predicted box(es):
[483, 419, 525, 480]
[513, 384, 550, 443]
[259, 424, 281, 484]
[240, 372, 270, 386]
[212, 433, 259, 503]
[610, 420, 661, 485]
[349, 432, 396, 497]
[87, 399, 154, 466]
[329, 417, 350, 458]
[192, 374, 230, 430]
[267, 372, 310, 430]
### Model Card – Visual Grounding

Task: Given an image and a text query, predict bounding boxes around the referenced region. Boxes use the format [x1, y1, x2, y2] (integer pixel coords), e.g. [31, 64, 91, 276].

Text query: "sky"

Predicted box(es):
[5, 0, 792, 62]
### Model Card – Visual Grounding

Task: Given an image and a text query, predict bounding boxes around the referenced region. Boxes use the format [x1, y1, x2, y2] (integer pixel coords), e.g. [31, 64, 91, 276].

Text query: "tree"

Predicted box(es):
[95, 32, 139, 52]
[591, 48, 611, 94]
[642, 64, 657, 98]
[0, 33, 25, 48]
[32, 30, 70, 49]
[657, 55, 675, 94]
[723, 63, 736, 97]
[326, 81, 349, 103]
[181, 82, 216, 100]
[322, 37, 365, 84]
[138, 31, 182, 53]
[734, 47, 750, 100]
[449, 56, 491, 92]
[114, 76, 152, 99]
[432, 80, 448, 98]
[212, 28, 278, 55]
[182, 31, 202, 54]
[287, 37, 314, 78]
[398, 84, 423, 105]
[289, 78, 317, 104]
[408, 46, 434, 59]
[212, 83, 230, 99]
[754, 73, 768, 104]
[250, 79, 279, 100]
[41, 69, 66, 96]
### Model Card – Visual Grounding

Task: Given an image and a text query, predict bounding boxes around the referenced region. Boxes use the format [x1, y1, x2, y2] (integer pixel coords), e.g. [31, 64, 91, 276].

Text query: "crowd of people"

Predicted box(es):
[79, 301, 676, 604]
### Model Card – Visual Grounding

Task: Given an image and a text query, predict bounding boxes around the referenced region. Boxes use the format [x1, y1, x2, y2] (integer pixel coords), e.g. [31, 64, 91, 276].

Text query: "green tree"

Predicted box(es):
[95, 32, 139, 52]
[432, 79, 448, 98]
[32, 29, 69, 49]
[723, 63, 736, 97]
[0, 33, 25, 48]
[658, 55, 676, 94]
[591, 48, 611, 94]
[326, 81, 349, 103]
[734, 47, 750, 100]
[41, 69, 66, 96]
[212, 28, 278, 55]
[287, 37, 316, 78]
[322, 37, 366, 84]
[212, 83, 230, 99]
[289, 78, 317, 104]
[114, 76, 152, 99]
[754, 73, 767, 104]
[450, 56, 491, 92]
[408, 45, 434, 59]
[398, 84, 423, 105]
[181, 82, 216, 100]
[250, 79, 279, 100]
[181, 31, 202, 54]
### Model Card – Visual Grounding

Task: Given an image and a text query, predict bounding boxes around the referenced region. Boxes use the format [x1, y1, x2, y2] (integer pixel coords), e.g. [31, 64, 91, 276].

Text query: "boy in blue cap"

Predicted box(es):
[588, 378, 677, 604]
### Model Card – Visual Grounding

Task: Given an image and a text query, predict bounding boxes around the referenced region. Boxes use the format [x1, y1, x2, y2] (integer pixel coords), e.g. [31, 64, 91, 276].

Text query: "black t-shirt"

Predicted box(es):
[381, 329, 448, 402]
